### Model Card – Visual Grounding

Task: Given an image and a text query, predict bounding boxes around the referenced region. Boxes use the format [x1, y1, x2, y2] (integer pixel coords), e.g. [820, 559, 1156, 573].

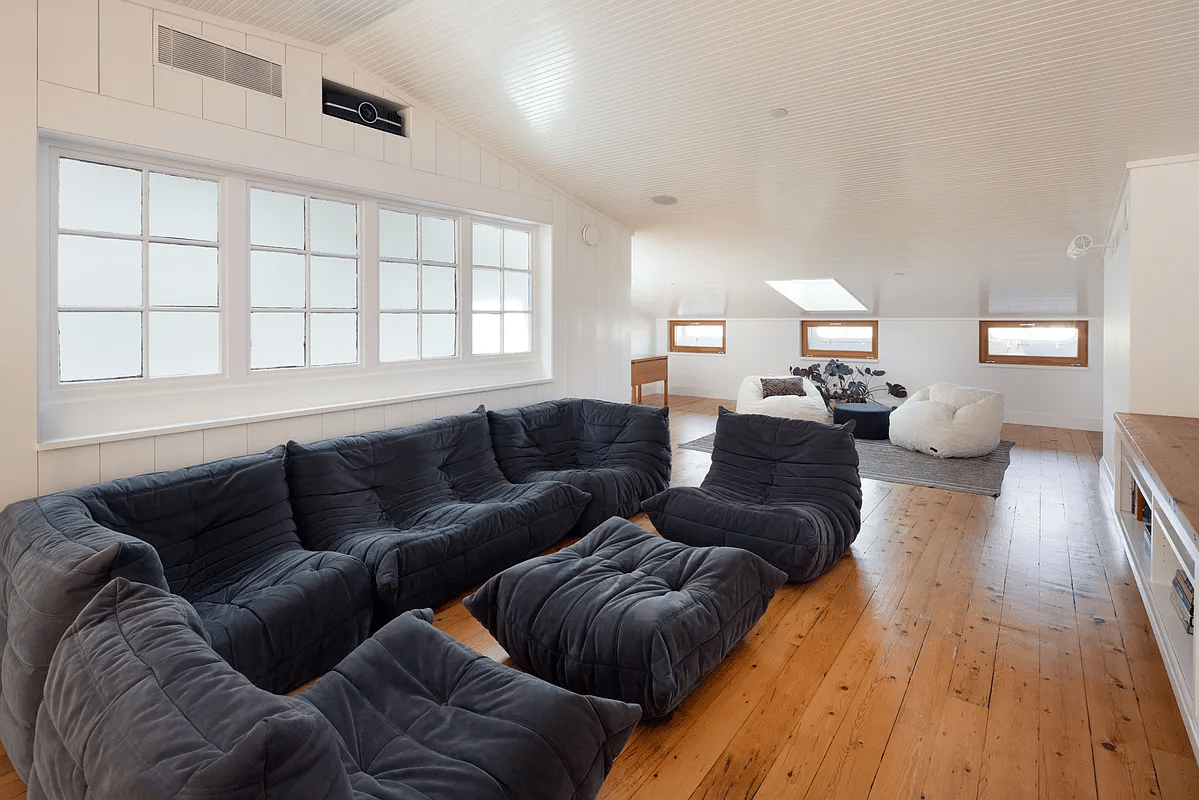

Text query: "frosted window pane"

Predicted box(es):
[380, 313, 419, 362]
[423, 266, 456, 311]
[59, 311, 142, 382]
[379, 210, 417, 260]
[251, 251, 306, 308]
[504, 228, 531, 270]
[422, 216, 456, 263]
[149, 243, 218, 307]
[310, 198, 358, 255]
[473, 224, 502, 267]
[311, 256, 358, 309]
[473, 268, 501, 311]
[311, 313, 358, 366]
[149, 173, 218, 241]
[422, 314, 456, 358]
[250, 312, 305, 369]
[59, 159, 141, 236]
[504, 313, 531, 353]
[504, 271, 530, 311]
[473, 313, 501, 354]
[149, 312, 220, 377]
[57, 235, 142, 307]
[380, 262, 418, 310]
[250, 188, 304, 249]
[986, 326, 1080, 358]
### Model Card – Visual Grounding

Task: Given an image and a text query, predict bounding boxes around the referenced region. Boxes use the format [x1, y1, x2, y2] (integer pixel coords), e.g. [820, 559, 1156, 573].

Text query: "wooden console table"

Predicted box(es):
[631, 356, 668, 405]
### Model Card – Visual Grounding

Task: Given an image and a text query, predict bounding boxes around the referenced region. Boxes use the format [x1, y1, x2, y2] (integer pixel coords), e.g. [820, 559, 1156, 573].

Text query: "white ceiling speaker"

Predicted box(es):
[1065, 233, 1115, 260]
[581, 224, 601, 246]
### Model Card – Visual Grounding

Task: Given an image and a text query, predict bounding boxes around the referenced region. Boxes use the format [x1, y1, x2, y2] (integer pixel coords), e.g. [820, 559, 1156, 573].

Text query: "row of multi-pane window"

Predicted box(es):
[54, 156, 534, 384]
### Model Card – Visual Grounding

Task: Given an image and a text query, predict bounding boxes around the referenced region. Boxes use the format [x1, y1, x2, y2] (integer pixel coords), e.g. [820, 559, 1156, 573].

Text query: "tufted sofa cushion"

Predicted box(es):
[29, 578, 351, 800]
[68, 447, 373, 693]
[302, 606, 641, 800]
[286, 407, 590, 616]
[487, 399, 671, 534]
[641, 409, 862, 582]
[464, 517, 786, 718]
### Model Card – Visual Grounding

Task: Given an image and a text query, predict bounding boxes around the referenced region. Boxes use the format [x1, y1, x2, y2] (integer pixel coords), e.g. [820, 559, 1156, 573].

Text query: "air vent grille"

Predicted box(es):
[157, 26, 282, 98]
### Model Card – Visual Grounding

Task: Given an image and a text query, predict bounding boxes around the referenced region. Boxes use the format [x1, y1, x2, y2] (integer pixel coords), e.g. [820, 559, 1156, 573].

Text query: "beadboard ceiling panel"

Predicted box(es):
[164, 0, 1199, 318]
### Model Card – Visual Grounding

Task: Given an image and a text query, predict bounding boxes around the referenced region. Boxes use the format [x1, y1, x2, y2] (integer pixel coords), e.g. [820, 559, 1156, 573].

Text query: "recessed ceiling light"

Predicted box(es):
[770, 108, 788, 119]
[765, 278, 867, 312]
[651, 195, 678, 205]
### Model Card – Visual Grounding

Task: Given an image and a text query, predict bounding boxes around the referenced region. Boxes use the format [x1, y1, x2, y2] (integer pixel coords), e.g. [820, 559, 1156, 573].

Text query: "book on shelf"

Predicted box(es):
[1169, 586, 1194, 634]
[1175, 569, 1195, 608]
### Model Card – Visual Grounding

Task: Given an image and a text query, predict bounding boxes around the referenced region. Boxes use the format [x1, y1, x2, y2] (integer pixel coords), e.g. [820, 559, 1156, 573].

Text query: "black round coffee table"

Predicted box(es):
[832, 402, 893, 440]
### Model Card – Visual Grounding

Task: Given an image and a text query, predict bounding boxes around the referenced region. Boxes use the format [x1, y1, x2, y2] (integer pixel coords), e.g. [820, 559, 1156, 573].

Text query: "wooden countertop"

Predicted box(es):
[1116, 412, 1199, 540]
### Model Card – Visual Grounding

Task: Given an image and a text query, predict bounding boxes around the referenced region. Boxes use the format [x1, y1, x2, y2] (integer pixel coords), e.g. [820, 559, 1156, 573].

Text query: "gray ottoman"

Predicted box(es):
[463, 517, 787, 717]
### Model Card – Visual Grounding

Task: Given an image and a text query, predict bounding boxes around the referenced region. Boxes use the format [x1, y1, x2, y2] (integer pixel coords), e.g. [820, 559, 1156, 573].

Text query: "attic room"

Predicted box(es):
[2, 0, 1199, 798]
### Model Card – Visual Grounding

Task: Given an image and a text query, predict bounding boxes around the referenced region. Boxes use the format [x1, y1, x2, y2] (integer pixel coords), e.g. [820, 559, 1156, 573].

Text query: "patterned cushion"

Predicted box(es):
[760, 377, 806, 397]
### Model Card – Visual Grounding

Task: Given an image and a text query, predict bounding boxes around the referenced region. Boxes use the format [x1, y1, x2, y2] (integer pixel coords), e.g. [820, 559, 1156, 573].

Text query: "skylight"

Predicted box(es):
[766, 279, 866, 312]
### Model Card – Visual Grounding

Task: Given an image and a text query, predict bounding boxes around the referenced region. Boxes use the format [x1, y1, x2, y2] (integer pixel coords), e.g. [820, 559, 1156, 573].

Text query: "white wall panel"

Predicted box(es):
[203, 425, 248, 462]
[322, 116, 355, 154]
[383, 402, 413, 429]
[154, 65, 203, 117]
[354, 405, 386, 434]
[383, 130, 411, 167]
[436, 393, 482, 417]
[38, 0, 99, 92]
[247, 418, 288, 452]
[39, 445, 101, 495]
[0, 0, 39, 507]
[459, 138, 481, 184]
[407, 398, 438, 425]
[200, 22, 244, 50]
[284, 45, 323, 145]
[246, 92, 285, 137]
[154, 430, 205, 471]
[99, 0, 153, 105]
[99, 436, 156, 482]
[321, 410, 357, 439]
[285, 415, 324, 446]
[481, 150, 502, 188]
[435, 122, 460, 179]
[500, 161, 520, 193]
[408, 107, 436, 172]
[246, 34, 285, 64]
[354, 125, 385, 161]
[203, 79, 246, 128]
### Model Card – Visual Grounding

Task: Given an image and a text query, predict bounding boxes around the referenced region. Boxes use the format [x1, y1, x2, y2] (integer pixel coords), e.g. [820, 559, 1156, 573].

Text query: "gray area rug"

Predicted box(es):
[678, 434, 1014, 496]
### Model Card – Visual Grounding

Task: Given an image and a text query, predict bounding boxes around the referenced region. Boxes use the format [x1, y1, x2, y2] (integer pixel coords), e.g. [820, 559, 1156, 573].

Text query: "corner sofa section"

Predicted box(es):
[286, 406, 591, 616]
[0, 447, 374, 782]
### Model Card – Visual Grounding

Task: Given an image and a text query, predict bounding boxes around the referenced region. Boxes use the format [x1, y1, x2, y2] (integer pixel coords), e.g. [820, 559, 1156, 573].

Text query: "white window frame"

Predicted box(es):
[470, 220, 536, 356]
[39, 141, 546, 445]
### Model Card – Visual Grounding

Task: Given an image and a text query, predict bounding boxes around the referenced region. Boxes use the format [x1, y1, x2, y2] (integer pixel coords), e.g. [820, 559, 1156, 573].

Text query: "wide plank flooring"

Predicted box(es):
[0, 394, 1195, 799]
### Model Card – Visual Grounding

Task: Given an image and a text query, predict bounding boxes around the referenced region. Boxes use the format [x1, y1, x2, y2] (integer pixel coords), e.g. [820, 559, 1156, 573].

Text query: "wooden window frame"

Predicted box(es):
[801, 320, 879, 359]
[668, 319, 726, 354]
[978, 320, 1089, 367]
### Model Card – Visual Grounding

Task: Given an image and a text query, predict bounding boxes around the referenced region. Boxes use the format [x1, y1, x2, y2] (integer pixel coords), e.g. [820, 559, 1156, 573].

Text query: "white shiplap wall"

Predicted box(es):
[3, 0, 631, 503]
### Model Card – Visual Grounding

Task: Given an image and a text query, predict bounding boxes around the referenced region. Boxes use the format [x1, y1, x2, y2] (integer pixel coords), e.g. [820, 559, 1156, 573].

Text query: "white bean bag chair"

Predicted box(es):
[888, 382, 1004, 458]
[735, 376, 829, 422]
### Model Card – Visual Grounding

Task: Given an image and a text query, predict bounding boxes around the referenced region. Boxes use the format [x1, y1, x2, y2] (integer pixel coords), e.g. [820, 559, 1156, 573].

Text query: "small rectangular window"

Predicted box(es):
[979, 320, 1088, 367]
[801, 320, 878, 359]
[379, 208, 459, 361]
[669, 320, 725, 354]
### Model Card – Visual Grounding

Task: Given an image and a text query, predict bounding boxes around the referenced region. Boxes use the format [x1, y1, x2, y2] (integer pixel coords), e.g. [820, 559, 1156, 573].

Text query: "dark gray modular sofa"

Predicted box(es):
[487, 398, 671, 534]
[641, 408, 862, 582]
[286, 406, 591, 617]
[30, 578, 641, 800]
[0, 447, 373, 782]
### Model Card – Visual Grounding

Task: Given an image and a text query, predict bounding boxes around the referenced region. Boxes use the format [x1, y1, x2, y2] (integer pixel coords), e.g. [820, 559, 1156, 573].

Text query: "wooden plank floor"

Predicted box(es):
[1, 394, 1196, 799]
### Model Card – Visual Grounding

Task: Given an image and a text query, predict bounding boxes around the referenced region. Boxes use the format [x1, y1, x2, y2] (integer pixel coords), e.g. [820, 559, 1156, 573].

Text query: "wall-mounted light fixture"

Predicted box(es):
[581, 224, 601, 246]
[1065, 233, 1115, 260]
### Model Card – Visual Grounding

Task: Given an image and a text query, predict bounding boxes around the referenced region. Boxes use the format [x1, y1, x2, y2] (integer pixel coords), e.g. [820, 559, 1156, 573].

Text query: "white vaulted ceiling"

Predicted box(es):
[166, 0, 1199, 318]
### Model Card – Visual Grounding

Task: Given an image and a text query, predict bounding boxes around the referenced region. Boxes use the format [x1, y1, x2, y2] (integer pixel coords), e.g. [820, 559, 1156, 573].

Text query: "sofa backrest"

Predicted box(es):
[488, 398, 671, 477]
[0, 497, 166, 782]
[705, 408, 862, 525]
[28, 578, 351, 800]
[286, 407, 510, 537]
[68, 446, 300, 597]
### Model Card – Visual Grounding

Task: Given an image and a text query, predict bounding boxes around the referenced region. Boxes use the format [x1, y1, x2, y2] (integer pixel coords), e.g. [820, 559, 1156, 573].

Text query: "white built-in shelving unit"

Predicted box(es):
[1113, 412, 1199, 759]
